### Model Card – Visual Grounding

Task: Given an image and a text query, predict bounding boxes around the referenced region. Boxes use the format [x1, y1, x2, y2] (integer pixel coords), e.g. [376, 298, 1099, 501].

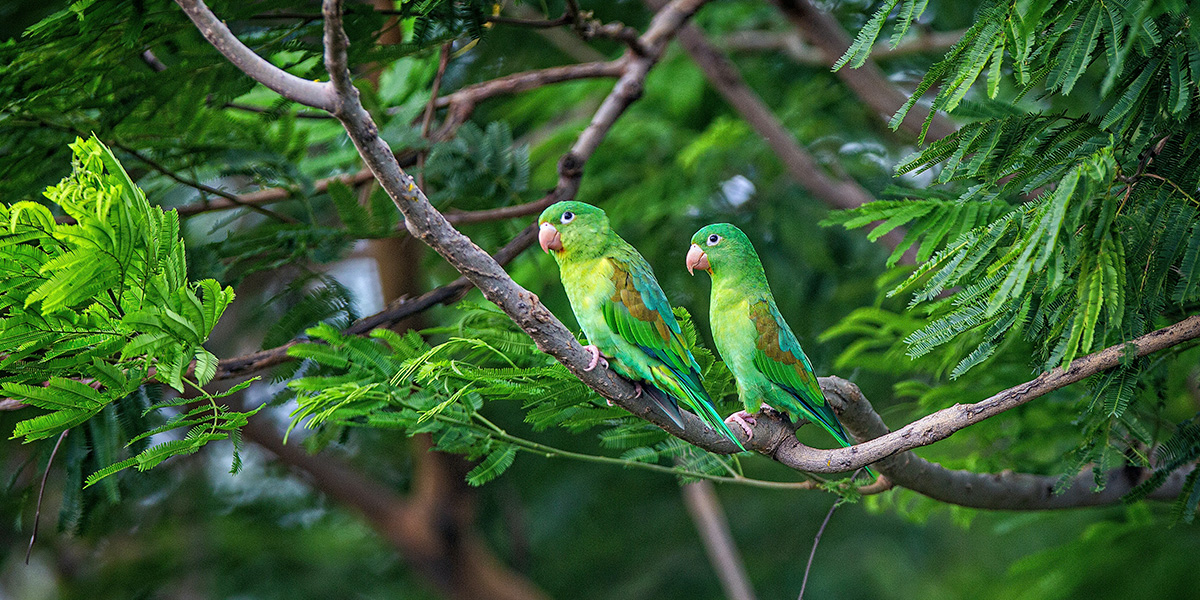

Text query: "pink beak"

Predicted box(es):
[686, 244, 711, 275]
[539, 223, 563, 253]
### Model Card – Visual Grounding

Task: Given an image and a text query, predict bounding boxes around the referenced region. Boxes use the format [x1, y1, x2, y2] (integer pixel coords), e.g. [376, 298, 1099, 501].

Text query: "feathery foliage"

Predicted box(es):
[0, 136, 254, 484]
[283, 303, 777, 487]
[827, 0, 1200, 513]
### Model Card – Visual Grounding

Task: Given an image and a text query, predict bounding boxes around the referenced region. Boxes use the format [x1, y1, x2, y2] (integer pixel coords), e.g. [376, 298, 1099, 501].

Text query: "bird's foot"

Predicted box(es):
[724, 410, 757, 440]
[582, 344, 609, 372]
[609, 382, 642, 407]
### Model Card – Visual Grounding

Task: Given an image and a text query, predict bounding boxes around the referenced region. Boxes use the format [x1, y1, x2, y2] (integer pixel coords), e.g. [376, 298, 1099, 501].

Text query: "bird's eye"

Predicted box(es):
[560, 211, 575, 224]
[706, 234, 721, 247]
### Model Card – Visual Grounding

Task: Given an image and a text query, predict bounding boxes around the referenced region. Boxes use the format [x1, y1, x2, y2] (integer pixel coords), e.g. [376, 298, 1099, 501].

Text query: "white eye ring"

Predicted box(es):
[706, 234, 721, 247]
[560, 211, 575, 224]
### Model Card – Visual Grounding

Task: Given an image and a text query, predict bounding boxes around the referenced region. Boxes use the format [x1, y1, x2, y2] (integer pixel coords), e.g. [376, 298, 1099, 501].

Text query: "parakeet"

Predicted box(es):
[537, 201, 743, 449]
[687, 223, 858, 452]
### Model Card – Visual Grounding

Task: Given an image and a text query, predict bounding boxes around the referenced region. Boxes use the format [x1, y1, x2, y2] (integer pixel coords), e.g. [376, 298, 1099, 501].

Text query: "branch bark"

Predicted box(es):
[772, 0, 957, 141]
[177, 0, 335, 111]
[739, 315, 1200, 474]
[821, 378, 1194, 510]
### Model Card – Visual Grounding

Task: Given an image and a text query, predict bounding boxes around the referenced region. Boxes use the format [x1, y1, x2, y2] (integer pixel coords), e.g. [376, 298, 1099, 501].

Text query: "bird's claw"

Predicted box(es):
[633, 382, 644, 399]
[582, 344, 609, 372]
[724, 410, 757, 440]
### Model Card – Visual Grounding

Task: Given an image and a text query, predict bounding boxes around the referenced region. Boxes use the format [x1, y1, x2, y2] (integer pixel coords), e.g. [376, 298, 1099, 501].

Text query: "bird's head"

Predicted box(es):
[687, 223, 754, 277]
[537, 201, 609, 256]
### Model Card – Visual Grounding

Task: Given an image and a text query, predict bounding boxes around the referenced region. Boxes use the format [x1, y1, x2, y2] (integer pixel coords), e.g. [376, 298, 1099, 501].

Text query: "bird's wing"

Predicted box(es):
[600, 254, 742, 448]
[600, 254, 699, 378]
[748, 299, 851, 446]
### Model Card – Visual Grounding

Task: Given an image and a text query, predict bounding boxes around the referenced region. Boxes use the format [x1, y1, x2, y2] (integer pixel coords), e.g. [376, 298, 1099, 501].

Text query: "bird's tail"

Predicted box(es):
[651, 365, 746, 451]
[640, 384, 686, 429]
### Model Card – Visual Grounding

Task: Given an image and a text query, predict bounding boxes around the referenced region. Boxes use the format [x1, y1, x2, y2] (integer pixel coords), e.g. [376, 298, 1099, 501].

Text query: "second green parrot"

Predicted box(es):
[687, 223, 858, 451]
[538, 202, 743, 449]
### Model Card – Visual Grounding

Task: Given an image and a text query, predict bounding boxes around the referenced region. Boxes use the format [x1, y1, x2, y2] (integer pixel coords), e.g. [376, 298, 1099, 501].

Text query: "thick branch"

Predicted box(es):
[306, 0, 738, 450]
[820, 378, 1193, 510]
[740, 315, 1200, 474]
[772, 0, 957, 141]
[176, 0, 335, 111]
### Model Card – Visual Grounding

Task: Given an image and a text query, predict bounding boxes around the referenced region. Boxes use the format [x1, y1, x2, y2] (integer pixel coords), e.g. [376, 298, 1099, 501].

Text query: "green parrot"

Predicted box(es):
[537, 201, 744, 449]
[687, 223, 859, 453]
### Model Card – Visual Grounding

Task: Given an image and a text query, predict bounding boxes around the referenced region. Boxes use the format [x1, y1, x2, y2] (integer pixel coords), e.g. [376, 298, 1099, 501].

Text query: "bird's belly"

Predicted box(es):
[711, 302, 769, 399]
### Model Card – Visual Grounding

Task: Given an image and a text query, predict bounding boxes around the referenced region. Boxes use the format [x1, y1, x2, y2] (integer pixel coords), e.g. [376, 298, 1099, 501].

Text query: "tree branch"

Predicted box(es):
[738, 315, 1200, 474]
[821, 377, 1195, 510]
[682, 481, 757, 600]
[116, 144, 299, 223]
[173, 168, 377, 217]
[721, 29, 964, 65]
[176, 0, 335, 111]
[771, 0, 957, 141]
[433, 59, 627, 112]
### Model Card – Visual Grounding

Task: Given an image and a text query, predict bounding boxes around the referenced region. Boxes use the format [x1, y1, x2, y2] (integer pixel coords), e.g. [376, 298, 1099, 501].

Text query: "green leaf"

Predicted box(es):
[328, 180, 373, 233]
[194, 348, 218, 386]
[466, 444, 517, 486]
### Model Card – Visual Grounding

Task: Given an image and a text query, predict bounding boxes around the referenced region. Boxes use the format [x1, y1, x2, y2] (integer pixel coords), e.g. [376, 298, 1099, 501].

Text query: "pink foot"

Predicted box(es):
[608, 382, 642, 407]
[724, 410, 757, 440]
[583, 344, 609, 372]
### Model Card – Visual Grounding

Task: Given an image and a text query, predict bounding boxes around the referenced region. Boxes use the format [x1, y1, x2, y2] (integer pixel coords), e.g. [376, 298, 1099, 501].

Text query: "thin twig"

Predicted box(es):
[117, 144, 299, 223]
[418, 43, 452, 191]
[26, 429, 69, 565]
[798, 498, 841, 600]
[721, 28, 965, 65]
[250, 9, 574, 28]
[214, 224, 538, 380]
[222, 101, 333, 119]
[22, 116, 300, 224]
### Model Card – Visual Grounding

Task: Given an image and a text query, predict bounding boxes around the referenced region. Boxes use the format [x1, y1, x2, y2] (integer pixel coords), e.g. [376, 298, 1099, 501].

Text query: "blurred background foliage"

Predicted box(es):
[2, 0, 1199, 599]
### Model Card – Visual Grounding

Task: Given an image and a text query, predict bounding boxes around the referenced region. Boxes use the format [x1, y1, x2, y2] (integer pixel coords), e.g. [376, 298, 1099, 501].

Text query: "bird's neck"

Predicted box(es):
[555, 232, 613, 264]
[711, 262, 769, 298]
[709, 264, 770, 324]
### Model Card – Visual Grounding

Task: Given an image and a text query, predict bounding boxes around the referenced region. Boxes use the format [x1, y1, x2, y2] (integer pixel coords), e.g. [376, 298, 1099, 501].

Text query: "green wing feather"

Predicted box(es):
[749, 300, 853, 447]
[601, 254, 743, 449]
